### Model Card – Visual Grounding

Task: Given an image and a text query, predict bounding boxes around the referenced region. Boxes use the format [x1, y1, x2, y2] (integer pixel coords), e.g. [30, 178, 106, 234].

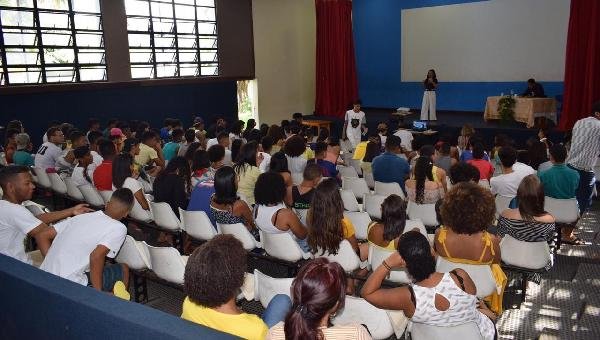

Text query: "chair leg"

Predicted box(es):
[174, 232, 184, 254]
[133, 273, 148, 303]
[555, 224, 563, 254]
[520, 272, 527, 303]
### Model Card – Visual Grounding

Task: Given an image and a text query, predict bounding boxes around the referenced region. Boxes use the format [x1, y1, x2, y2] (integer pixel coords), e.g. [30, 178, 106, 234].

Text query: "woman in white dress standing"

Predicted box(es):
[421, 69, 438, 121]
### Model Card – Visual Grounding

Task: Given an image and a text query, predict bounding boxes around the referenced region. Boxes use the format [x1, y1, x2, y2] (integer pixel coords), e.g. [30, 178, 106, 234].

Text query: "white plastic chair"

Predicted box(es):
[500, 235, 551, 270]
[342, 177, 370, 199]
[407, 200, 439, 227]
[363, 193, 387, 220]
[317, 240, 362, 272]
[349, 159, 363, 176]
[436, 256, 496, 299]
[178, 208, 217, 241]
[363, 171, 375, 189]
[368, 244, 411, 283]
[150, 202, 181, 231]
[340, 189, 360, 212]
[64, 177, 84, 201]
[291, 172, 304, 186]
[218, 223, 261, 250]
[78, 184, 105, 207]
[333, 296, 395, 340]
[544, 197, 579, 224]
[405, 218, 428, 236]
[478, 179, 491, 189]
[374, 181, 405, 199]
[32, 167, 51, 189]
[99, 190, 113, 204]
[343, 211, 371, 240]
[261, 232, 312, 262]
[408, 321, 483, 340]
[338, 165, 359, 178]
[146, 243, 188, 285]
[253, 269, 294, 308]
[48, 173, 67, 194]
[116, 235, 151, 270]
[494, 195, 514, 218]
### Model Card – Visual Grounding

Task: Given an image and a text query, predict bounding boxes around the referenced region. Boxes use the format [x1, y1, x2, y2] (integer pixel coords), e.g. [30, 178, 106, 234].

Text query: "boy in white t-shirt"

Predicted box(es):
[343, 100, 368, 149]
[40, 188, 134, 293]
[34, 127, 65, 170]
[0, 165, 92, 264]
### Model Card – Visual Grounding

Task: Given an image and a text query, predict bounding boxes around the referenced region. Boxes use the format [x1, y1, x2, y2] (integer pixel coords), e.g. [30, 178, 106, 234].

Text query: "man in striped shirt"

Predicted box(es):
[566, 101, 600, 216]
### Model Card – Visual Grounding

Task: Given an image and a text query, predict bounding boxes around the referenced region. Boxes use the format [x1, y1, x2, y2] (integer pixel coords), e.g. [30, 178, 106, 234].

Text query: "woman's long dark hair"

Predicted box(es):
[528, 141, 548, 170]
[191, 149, 210, 172]
[362, 141, 381, 162]
[398, 231, 436, 282]
[414, 157, 434, 204]
[284, 258, 346, 340]
[307, 179, 344, 255]
[233, 141, 258, 175]
[213, 166, 238, 205]
[231, 139, 244, 163]
[155, 156, 191, 194]
[269, 151, 290, 173]
[183, 142, 201, 163]
[517, 174, 546, 221]
[112, 153, 133, 189]
[381, 195, 408, 241]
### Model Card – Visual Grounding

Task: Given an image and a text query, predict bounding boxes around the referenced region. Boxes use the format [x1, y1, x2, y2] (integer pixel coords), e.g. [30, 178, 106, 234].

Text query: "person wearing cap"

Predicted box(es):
[13, 133, 35, 167]
[109, 127, 126, 153]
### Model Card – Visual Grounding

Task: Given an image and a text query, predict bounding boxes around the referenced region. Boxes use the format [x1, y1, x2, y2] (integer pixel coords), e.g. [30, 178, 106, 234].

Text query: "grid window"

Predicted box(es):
[0, 0, 107, 85]
[125, 0, 218, 79]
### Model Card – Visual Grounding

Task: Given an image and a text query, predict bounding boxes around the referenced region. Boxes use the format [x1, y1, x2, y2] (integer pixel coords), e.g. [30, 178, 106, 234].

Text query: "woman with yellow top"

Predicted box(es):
[367, 195, 408, 250]
[435, 182, 506, 315]
[233, 141, 263, 205]
[411, 145, 448, 193]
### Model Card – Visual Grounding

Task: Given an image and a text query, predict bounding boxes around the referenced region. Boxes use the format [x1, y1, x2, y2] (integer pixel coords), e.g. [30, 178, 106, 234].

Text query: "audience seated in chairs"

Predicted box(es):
[284, 135, 308, 175]
[269, 151, 293, 187]
[93, 139, 118, 191]
[417, 145, 449, 194]
[467, 143, 495, 181]
[182, 235, 291, 339]
[39, 188, 134, 300]
[152, 156, 191, 217]
[177, 128, 197, 158]
[190, 149, 211, 186]
[253, 172, 309, 252]
[268, 258, 371, 339]
[13, 133, 35, 167]
[448, 162, 480, 185]
[285, 163, 322, 213]
[113, 153, 152, 221]
[491, 146, 536, 197]
[136, 131, 165, 177]
[234, 141, 263, 206]
[312, 142, 337, 179]
[34, 127, 65, 171]
[367, 194, 410, 250]
[361, 141, 381, 175]
[0, 165, 92, 264]
[258, 136, 273, 172]
[361, 231, 497, 340]
[71, 145, 94, 187]
[435, 182, 506, 314]
[405, 156, 444, 205]
[372, 135, 410, 193]
[162, 128, 183, 162]
[433, 142, 456, 174]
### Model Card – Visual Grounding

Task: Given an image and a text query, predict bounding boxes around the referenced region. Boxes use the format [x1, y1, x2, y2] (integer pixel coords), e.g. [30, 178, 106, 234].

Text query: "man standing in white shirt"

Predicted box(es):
[343, 100, 368, 150]
[0, 165, 92, 264]
[40, 188, 133, 294]
[491, 146, 535, 197]
[34, 127, 65, 170]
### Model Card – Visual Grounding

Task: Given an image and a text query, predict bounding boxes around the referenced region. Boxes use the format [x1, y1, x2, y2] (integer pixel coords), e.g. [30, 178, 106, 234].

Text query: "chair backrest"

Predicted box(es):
[374, 181, 405, 199]
[363, 193, 387, 220]
[291, 172, 304, 186]
[48, 173, 67, 194]
[338, 165, 359, 178]
[436, 256, 496, 298]
[544, 197, 579, 224]
[64, 177, 84, 201]
[343, 211, 371, 240]
[146, 243, 187, 284]
[99, 190, 113, 204]
[78, 184, 105, 207]
[217, 223, 261, 250]
[478, 179, 490, 189]
[116, 235, 151, 270]
[349, 159, 363, 176]
[363, 171, 375, 189]
[317, 240, 361, 272]
[150, 202, 181, 231]
[407, 200, 439, 227]
[333, 296, 395, 340]
[405, 218, 428, 236]
[261, 232, 310, 262]
[500, 235, 551, 270]
[342, 177, 370, 199]
[179, 208, 217, 241]
[340, 189, 360, 212]
[32, 167, 51, 189]
[409, 321, 483, 340]
[494, 195, 514, 218]
[368, 244, 411, 283]
[253, 269, 294, 308]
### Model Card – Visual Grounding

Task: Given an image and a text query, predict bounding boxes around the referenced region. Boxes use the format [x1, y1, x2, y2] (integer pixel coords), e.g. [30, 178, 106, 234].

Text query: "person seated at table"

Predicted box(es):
[521, 78, 545, 98]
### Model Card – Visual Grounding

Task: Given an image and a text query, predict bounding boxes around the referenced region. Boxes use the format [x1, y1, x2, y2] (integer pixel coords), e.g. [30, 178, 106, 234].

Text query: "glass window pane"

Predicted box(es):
[128, 33, 151, 47]
[151, 2, 173, 18]
[155, 49, 176, 63]
[39, 12, 70, 28]
[44, 48, 75, 64]
[6, 48, 39, 65]
[37, 0, 69, 10]
[176, 20, 195, 34]
[7, 67, 42, 83]
[200, 64, 217, 76]
[1, 10, 34, 27]
[80, 66, 106, 81]
[196, 0, 214, 7]
[76, 33, 103, 47]
[2, 29, 37, 46]
[131, 65, 154, 79]
[152, 18, 174, 33]
[177, 35, 196, 48]
[42, 30, 72, 46]
[156, 63, 177, 78]
[196, 7, 215, 21]
[198, 37, 217, 49]
[175, 5, 195, 20]
[178, 50, 196, 63]
[45, 66, 75, 82]
[154, 34, 175, 48]
[74, 14, 101, 30]
[72, 0, 101, 13]
[129, 48, 154, 63]
[127, 17, 150, 31]
[78, 50, 104, 64]
[199, 51, 217, 63]
[0, 0, 34, 8]
[197, 22, 215, 35]
[125, 0, 150, 16]
[174, 0, 195, 5]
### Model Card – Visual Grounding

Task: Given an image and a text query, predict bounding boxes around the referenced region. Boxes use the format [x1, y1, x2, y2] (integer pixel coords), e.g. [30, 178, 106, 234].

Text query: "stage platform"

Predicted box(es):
[306, 108, 564, 149]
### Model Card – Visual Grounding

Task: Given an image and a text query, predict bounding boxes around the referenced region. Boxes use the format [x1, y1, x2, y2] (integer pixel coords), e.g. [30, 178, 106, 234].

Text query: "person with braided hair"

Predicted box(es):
[405, 156, 444, 205]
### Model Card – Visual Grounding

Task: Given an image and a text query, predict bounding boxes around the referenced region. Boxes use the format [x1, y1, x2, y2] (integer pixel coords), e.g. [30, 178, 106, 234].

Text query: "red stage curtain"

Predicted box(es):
[559, 0, 600, 130]
[315, 0, 358, 119]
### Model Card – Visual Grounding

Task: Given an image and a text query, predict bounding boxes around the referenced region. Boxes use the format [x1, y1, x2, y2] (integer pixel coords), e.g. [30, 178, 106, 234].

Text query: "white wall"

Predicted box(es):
[401, 0, 570, 82]
[252, 0, 316, 125]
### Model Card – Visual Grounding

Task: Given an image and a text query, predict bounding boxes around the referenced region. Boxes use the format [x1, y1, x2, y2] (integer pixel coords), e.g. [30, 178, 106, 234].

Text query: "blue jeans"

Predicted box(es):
[262, 294, 292, 327]
[569, 165, 595, 214]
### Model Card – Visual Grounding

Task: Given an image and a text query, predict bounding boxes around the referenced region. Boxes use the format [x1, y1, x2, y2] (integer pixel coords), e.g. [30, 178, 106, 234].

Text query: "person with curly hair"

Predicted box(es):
[182, 235, 291, 339]
[267, 258, 371, 339]
[284, 135, 308, 175]
[448, 162, 480, 185]
[361, 231, 496, 340]
[405, 156, 444, 204]
[434, 182, 506, 314]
